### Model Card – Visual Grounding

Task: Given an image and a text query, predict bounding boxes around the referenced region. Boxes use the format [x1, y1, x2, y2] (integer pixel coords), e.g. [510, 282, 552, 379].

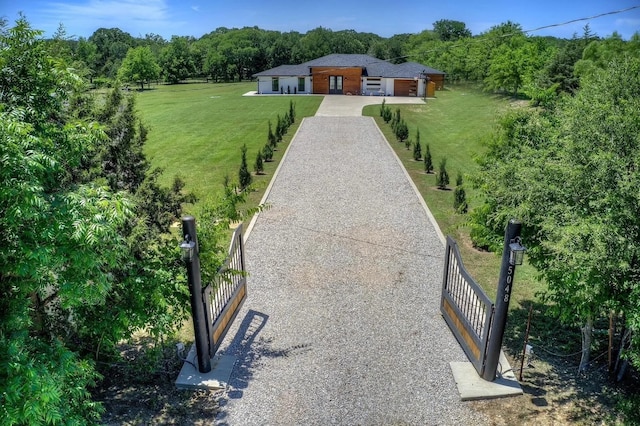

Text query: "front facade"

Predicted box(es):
[253, 54, 445, 97]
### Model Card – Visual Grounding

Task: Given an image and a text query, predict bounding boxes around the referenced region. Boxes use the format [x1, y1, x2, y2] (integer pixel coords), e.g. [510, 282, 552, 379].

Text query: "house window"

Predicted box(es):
[298, 77, 305, 92]
[272, 77, 279, 92]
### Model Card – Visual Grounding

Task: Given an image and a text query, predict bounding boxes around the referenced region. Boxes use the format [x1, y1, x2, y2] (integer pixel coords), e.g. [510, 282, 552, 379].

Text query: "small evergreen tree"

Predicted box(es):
[395, 119, 409, 144]
[289, 100, 296, 123]
[254, 150, 264, 175]
[268, 120, 277, 148]
[262, 144, 273, 162]
[239, 144, 252, 190]
[405, 137, 412, 150]
[382, 105, 392, 123]
[413, 141, 422, 160]
[380, 98, 386, 117]
[454, 172, 468, 213]
[275, 114, 283, 143]
[391, 108, 401, 132]
[436, 158, 449, 189]
[424, 144, 433, 173]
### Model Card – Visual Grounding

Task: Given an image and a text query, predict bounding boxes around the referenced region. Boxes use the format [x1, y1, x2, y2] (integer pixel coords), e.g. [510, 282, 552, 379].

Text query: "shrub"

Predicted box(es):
[382, 105, 392, 123]
[424, 144, 433, 173]
[395, 119, 409, 144]
[262, 144, 273, 162]
[454, 172, 468, 213]
[436, 158, 449, 189]
[239, 144, 252, 190]
[413, 140, 422, 160]
[254, 151, 264, 175]
[267, 120, 277, 148]
[289, 100, 296, 123]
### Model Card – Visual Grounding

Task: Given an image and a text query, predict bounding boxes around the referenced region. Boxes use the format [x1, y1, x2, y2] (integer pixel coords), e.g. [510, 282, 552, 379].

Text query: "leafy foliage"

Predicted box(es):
[470, 55, 640, 370]
[117, 46, 160, 89]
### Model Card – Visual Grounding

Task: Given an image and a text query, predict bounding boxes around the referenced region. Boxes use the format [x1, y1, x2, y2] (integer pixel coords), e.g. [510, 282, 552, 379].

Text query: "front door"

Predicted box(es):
[329, 75, 343, 94]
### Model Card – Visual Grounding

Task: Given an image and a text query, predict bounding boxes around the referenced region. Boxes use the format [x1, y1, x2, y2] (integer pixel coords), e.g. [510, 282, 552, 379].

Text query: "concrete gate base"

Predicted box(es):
[175, 345, 236, 390]
[449, 351, 523, 401]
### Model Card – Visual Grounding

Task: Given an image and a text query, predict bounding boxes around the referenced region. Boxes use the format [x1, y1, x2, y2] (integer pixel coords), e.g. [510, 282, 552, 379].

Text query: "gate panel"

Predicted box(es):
[203, 224, 247, 357]
[440, 236, 494, 375]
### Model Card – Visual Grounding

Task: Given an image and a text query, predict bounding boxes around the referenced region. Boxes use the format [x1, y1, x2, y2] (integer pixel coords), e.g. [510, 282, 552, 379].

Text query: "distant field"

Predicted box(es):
[137, 82, 323, 205]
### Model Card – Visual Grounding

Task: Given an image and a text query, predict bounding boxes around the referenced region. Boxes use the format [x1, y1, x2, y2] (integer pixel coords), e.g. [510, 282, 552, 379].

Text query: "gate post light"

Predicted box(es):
[180, 234, 195, 262]
[509, 236, 526, 266]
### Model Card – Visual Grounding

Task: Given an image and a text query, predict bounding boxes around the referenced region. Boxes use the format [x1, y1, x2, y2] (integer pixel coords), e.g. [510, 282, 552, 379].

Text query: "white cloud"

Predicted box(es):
[191, 5, 199, 12]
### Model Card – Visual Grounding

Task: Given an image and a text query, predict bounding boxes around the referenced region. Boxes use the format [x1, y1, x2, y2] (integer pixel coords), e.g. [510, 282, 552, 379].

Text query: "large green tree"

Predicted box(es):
[471, 55, 640, 372]
[117, 45, 160, 89]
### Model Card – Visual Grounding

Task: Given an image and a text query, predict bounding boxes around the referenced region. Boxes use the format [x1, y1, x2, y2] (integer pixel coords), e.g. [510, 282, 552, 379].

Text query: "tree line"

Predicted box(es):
[47, 17, 640, 104]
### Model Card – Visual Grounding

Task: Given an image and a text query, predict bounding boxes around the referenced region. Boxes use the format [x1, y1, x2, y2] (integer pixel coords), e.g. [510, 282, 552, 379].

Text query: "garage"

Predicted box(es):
[394, 79, 418, 97]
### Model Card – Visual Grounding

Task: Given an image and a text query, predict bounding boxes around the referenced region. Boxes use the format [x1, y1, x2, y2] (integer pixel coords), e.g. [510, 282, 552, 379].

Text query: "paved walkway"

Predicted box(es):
[315, 94, 425, 116]
[215, 101, 484, 425]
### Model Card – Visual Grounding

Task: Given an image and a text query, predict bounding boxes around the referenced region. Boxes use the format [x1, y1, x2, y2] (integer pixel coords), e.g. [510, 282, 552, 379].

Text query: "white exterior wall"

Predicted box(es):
[257, 76, 312, 94]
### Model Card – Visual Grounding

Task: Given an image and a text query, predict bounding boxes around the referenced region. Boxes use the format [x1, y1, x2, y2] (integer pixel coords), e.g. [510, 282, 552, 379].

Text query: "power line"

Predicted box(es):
[522, 5, 640, 35]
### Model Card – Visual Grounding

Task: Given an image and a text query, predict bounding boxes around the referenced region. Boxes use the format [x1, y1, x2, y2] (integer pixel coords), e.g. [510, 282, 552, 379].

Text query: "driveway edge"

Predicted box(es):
[369, 116, 447, 246]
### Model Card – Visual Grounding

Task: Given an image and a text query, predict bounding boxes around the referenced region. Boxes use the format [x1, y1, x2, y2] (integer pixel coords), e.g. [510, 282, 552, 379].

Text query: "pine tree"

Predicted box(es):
[436, 158, 449, 189]
[239, 144, 252, 190]
[254, 151, 264, 175]
[289, 100, 296, 123]
[413, 140, 422, 160]
[382, 105, 392, 123]
[268, 120, 277, 148]
[454, 172, 468, 213]
[380, 98, 386, 117]
[275, 114, 284, 142]
[262, 144, 273, 162]
[395, 119, 409, 144]
[424, 144, 433, 173]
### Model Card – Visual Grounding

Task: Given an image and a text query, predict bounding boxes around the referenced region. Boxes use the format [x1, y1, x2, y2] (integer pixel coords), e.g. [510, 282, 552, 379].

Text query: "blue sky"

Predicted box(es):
[3, 0, 640, 40]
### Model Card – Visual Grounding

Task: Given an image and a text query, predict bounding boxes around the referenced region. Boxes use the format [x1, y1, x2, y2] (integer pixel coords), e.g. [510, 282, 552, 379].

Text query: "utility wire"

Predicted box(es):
[393, 4, 640, 62]
[522, 5, 640, 35]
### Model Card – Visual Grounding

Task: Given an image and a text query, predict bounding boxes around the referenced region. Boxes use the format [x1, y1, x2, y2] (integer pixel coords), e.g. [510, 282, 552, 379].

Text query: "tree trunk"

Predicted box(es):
[578, 317, 593, 373]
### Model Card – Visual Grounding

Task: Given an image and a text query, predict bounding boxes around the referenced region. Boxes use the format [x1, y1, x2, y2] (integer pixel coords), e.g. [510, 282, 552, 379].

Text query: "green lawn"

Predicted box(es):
[364, 85, 542, 305]
[137, 82, 323, 205]
[138, 82, 541, 306]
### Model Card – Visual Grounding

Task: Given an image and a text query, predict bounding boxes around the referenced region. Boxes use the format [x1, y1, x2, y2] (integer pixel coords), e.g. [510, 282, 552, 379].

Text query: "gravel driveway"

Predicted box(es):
[215, 116, 486, 425]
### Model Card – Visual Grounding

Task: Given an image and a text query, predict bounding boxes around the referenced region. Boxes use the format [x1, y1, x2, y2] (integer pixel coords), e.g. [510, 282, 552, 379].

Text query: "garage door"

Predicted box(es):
[394, 79, 418, 97]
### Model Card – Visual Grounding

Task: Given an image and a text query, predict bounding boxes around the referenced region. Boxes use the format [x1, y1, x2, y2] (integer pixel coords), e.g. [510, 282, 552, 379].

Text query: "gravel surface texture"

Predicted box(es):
[216, 116, 487, 425]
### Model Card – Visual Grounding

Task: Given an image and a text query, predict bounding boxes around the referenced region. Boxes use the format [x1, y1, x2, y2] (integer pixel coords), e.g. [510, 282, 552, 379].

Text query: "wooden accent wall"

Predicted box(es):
[311, 67, 363, 94]
[428, 73, 445, 90]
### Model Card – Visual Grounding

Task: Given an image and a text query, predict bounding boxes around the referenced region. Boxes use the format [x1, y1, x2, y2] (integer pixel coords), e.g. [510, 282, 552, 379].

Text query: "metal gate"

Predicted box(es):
[440, 236, 494, 375]
[203, 224, 247, 358]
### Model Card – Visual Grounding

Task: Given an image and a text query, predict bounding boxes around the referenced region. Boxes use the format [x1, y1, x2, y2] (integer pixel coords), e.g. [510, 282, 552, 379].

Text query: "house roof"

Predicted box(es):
[253, 54, 445, 78]
[253, 64, 310, 77]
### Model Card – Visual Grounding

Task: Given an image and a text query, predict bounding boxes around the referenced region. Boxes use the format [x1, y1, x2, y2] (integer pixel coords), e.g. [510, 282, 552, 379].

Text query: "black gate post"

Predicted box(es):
[482, 219, 522, 381]
[181, 216, 211, 373]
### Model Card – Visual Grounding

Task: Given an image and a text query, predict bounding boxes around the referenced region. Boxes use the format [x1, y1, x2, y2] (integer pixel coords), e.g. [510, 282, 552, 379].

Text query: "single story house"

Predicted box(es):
[253, 54, 445, 97]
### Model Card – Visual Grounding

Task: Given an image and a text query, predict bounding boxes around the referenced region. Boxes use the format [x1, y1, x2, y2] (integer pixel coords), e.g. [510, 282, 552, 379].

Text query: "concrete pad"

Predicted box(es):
[449, 351, 523, 401]
[175, 345, 236, 390]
